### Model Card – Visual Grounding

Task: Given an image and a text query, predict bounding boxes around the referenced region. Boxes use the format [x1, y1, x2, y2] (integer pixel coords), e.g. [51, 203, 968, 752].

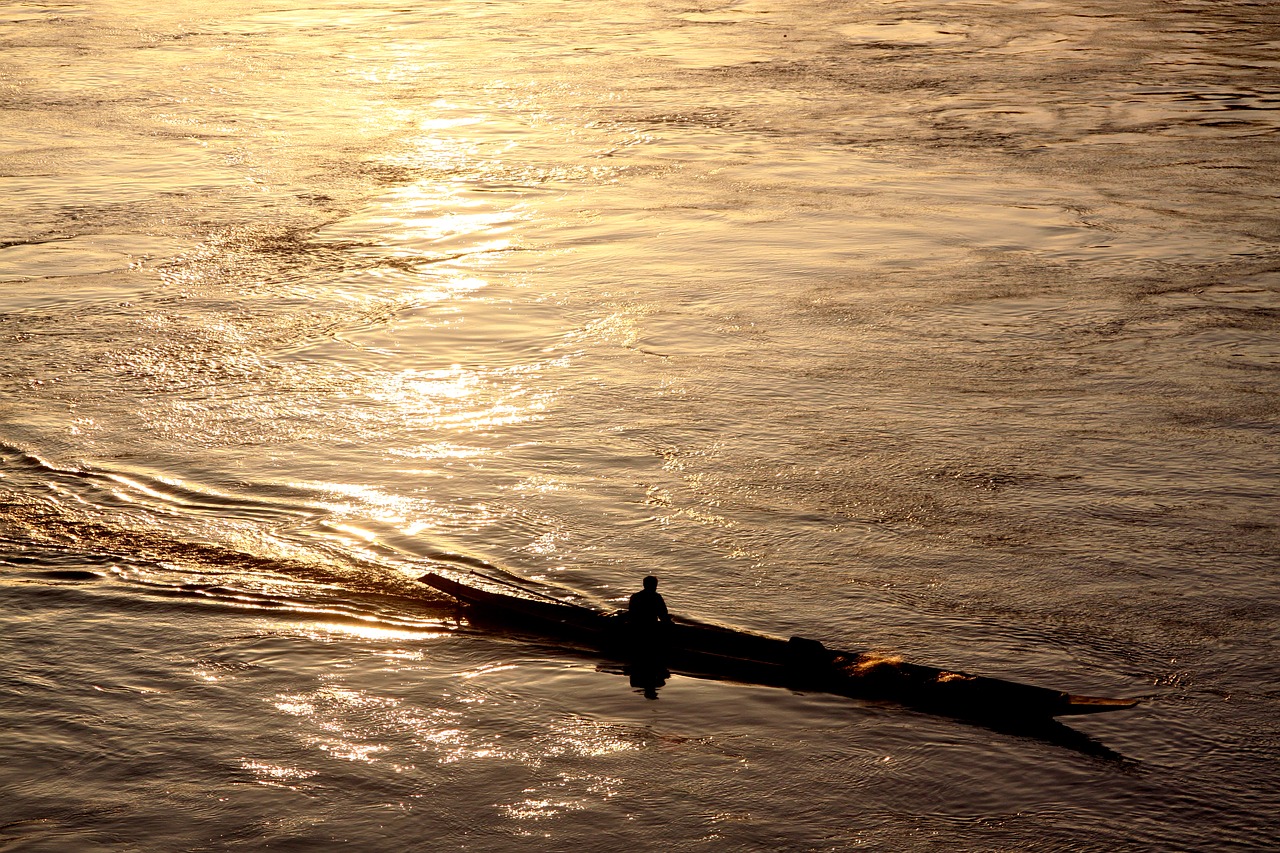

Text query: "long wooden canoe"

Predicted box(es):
[419, 571, 1137, 722]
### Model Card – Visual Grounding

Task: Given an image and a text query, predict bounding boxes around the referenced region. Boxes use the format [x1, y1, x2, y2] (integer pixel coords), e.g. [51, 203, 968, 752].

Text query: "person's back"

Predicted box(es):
[628, 575, 670, 624]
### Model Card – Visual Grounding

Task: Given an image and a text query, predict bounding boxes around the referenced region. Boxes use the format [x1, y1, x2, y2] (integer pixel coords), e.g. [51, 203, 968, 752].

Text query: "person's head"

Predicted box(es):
[643, 575, 658, 591]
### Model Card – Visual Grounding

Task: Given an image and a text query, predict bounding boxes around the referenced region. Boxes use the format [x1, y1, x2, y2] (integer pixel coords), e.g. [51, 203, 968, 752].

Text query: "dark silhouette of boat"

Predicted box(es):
[419, 571, 1138, 725]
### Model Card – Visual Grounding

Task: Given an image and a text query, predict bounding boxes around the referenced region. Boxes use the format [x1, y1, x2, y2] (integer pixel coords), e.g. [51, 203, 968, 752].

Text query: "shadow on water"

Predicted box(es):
[625, 660, 670, 701]
[590, 656, 1135, 764]
[970, 715, 1136, 766]
[449, 602, 1136, 764]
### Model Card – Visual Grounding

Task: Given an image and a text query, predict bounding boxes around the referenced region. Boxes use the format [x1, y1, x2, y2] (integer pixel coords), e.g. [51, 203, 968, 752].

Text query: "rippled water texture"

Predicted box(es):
[2, 0, 1277, 849]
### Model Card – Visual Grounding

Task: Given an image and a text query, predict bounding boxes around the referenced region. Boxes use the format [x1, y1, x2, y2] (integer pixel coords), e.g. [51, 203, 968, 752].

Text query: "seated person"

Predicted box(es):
[628, 575, 672, 624]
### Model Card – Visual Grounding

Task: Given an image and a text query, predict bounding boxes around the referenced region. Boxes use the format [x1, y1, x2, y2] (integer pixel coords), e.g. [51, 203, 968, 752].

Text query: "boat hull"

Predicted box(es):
[419, 572, 1136, 721]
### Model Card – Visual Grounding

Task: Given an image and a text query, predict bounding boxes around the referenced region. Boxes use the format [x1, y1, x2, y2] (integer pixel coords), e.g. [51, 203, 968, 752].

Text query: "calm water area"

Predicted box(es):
[2, 0, 1278, 849]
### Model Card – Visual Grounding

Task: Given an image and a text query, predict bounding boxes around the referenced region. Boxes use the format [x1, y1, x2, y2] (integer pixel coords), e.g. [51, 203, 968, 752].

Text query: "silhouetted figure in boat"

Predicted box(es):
[626, 575, 672, 699]
[627, 575, 672, 626]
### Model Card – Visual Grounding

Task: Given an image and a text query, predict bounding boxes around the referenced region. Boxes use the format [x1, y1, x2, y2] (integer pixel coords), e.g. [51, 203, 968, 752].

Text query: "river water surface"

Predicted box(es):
[2, 0, 1277, 849]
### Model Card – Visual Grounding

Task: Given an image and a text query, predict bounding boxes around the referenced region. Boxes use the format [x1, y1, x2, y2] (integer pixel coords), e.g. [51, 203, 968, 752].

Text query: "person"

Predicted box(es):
[627, 575, 672, 625]
[625, 575, 671, 699]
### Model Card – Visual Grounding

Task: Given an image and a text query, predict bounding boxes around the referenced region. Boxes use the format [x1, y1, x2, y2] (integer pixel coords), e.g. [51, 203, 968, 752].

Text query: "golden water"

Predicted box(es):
[2, 0, 1277, 849]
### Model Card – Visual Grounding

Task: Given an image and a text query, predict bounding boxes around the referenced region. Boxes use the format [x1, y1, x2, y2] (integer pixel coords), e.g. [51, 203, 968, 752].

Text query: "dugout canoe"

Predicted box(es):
[419, 571, 1137, 721]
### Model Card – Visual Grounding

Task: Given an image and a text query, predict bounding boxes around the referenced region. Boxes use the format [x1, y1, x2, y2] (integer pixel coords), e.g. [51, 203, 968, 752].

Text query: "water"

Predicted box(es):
[2, 0, 1277, 849]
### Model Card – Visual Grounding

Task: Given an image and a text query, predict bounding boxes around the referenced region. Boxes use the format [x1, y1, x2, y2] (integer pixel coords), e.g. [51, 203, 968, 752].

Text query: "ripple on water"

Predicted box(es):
[2, 0, 1278, 849]
[838, 20, 969, 46]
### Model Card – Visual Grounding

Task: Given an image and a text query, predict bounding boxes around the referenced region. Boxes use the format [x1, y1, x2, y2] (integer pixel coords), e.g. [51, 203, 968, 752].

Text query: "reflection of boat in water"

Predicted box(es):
[420, 572, 1138, 728]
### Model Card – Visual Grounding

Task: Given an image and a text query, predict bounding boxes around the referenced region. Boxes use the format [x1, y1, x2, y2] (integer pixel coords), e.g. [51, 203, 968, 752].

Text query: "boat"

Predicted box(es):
[418, 571, 1138, 723]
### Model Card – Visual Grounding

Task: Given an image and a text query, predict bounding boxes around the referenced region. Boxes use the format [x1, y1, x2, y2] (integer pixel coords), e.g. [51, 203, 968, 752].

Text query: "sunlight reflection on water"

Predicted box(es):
[0, 0, 1277, 848]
